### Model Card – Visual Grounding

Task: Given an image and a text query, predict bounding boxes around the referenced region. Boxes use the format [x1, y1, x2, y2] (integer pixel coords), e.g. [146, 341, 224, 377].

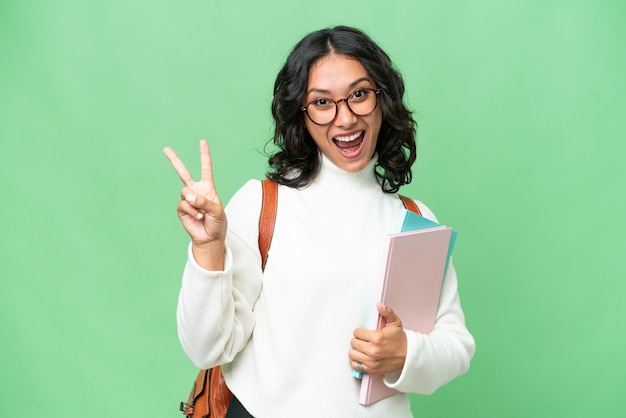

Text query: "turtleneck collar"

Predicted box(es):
[310, 152, 381, 193]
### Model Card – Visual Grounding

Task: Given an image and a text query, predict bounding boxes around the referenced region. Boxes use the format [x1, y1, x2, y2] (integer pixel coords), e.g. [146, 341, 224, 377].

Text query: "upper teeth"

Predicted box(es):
[334, 131, 362, 142]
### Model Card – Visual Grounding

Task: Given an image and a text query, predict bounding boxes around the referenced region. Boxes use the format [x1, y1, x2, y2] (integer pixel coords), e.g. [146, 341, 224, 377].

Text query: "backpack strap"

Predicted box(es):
[399, 194, 421, 215]
[259, 179, 278, 271]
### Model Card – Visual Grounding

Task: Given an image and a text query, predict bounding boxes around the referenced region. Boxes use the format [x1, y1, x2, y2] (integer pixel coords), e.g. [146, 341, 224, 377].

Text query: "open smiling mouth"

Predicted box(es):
[333, 131, 364, 156]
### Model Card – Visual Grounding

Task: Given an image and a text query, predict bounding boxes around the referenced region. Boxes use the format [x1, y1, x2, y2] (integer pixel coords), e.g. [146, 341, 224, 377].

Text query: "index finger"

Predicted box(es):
[163, 146, 194, 187]
[353, 327, 377, 342]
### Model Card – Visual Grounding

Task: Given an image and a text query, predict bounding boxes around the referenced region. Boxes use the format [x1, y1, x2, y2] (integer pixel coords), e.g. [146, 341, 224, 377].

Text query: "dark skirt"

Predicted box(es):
[226, 395, 254, 418]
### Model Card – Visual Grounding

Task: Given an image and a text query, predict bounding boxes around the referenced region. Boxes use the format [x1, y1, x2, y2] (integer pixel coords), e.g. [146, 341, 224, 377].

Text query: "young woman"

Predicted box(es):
[164, 26, 475, 418]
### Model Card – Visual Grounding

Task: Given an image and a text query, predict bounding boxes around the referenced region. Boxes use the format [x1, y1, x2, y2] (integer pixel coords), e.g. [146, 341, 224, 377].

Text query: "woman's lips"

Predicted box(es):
[333, 131, 365, 157]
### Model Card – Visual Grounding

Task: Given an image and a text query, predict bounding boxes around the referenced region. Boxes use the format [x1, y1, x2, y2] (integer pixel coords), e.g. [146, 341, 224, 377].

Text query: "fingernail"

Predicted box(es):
[186, 194, 196, 204]
[196, 213, 203, 219]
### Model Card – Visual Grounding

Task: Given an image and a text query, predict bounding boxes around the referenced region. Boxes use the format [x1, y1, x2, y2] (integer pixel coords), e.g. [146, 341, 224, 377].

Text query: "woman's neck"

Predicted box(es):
[311, 152, 380, 193]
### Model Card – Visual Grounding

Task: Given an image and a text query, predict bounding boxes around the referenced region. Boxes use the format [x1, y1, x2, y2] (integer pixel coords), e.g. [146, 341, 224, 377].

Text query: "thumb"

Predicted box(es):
[377, 302, 403, 328]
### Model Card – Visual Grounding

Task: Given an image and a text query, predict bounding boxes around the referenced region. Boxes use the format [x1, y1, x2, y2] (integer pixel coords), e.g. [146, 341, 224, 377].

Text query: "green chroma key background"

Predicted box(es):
[1, 1, 624, 417]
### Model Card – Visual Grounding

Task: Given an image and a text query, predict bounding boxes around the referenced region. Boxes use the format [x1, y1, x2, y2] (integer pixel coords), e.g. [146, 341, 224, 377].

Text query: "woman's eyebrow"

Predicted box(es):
[348, 77, 373, 89]
[306, 77, 373, 96]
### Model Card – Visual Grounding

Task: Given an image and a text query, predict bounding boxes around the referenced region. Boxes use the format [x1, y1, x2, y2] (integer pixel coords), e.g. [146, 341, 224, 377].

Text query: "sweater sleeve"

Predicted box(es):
[176, 180, 264, 369]
[384, 201, 476, 395]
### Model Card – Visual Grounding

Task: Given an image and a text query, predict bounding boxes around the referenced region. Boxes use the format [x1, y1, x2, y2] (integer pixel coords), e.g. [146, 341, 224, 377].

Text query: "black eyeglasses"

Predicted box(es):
[301, 88, 381, 126]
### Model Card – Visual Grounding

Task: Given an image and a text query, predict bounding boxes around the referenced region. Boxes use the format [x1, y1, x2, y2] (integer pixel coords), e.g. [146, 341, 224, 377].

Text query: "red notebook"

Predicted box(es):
[358, 225, 453, 405]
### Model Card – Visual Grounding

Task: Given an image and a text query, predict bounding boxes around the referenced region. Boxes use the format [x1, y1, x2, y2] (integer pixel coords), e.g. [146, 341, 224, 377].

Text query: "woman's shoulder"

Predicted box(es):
[233, 178, 263, 195]
[224, 179, 264, 222]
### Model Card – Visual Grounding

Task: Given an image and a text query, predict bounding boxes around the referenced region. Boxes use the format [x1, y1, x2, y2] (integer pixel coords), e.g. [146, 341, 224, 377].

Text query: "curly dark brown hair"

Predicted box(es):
[267, 26, 416, 193]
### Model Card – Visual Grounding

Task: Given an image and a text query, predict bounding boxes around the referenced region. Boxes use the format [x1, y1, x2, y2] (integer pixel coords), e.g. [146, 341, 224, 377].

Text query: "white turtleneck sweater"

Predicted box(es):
[177, 155, 475, 418]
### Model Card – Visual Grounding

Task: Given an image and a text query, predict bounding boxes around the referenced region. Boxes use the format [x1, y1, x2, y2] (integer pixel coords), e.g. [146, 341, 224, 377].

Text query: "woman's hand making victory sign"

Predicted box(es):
[163, 139, 227, 270]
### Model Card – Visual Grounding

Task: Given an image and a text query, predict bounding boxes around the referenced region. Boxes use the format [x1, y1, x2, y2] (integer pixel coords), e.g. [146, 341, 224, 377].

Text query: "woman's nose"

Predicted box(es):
[333, 99, 357, 127]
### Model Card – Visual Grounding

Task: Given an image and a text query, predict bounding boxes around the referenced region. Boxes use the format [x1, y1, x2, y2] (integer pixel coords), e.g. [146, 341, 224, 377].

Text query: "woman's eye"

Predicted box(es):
[312, 98, 331, 107]
[352, 89, 369, 101]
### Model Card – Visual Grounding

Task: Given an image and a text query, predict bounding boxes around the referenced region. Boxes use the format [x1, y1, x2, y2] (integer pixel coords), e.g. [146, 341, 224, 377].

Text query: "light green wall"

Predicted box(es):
[1, 1, 624, 417]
